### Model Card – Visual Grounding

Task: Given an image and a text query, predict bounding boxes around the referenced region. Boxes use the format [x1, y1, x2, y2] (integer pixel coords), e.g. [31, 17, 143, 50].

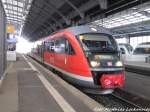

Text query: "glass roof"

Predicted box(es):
[2, 0, 32, 35]
[92, 3, 150, 28]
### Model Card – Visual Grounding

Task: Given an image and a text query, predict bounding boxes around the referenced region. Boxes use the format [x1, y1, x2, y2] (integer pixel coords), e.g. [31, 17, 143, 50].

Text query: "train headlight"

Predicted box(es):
[90, 61, 100, 67]
[115, 61, 123, 67]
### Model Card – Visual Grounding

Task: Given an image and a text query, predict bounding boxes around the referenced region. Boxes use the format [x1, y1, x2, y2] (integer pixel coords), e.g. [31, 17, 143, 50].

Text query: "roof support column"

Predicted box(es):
[126, 36, 130, 44]
[0, 1, 6, 79]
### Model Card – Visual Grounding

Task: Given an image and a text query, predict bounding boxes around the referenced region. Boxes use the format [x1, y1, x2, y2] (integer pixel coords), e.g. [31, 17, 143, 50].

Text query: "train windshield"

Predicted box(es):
[78, 34, 118, 53]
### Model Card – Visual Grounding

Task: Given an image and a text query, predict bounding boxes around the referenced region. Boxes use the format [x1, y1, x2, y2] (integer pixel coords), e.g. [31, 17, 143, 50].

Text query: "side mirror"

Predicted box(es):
[121, 50, 125, 54]
[120, 48, 125, 54]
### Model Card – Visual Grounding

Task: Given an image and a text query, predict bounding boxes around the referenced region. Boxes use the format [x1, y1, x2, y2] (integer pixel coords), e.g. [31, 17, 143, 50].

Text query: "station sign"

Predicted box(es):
[7, 24, 15, 33]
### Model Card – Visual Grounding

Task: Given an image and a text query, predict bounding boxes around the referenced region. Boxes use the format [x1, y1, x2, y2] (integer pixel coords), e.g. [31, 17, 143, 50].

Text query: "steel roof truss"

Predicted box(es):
[46, 1, 70, 25]
[64, 0, 84, 19]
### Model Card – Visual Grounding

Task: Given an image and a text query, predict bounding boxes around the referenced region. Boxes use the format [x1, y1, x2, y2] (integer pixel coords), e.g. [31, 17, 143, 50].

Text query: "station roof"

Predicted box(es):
[92, 1, 150, 38]
[93, 4, 150, 29]
[22, 0, 150, 41]
[1, 0, 32, 35]
[1, 0, 150, 41]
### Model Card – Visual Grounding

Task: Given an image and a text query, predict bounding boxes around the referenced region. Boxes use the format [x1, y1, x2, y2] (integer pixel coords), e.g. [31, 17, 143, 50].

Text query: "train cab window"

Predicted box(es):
[65, 40, 75, 55]
[53, 37, 75, 55]
[54, 38, 66, 54]
[120, 48, 125, 54]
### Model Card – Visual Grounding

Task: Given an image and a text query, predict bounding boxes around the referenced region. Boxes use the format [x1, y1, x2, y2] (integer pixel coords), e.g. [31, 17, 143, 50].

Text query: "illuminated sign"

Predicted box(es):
[7, 24, 15, 33]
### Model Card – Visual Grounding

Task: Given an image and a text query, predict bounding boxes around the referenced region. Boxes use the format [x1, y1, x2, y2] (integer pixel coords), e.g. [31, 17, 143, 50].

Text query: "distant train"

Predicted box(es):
[119, 43, 133, 62]
[30, 25, 125, 94]
[127, 42, 150, 62]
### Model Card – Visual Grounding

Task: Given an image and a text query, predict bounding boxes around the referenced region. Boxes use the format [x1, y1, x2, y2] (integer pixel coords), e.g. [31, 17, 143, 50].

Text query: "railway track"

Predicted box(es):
[88, 89, 150, 112]
[111, 93, 142, 109]
[89, 94, 148, 112]
[89, 94, 139, 110]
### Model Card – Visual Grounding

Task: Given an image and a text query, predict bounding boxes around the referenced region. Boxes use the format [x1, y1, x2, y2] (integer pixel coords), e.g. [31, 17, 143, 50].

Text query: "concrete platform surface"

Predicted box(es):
[123, 71, 150, 101]
[0, 54, 106, 112]
[0, 62, 18, 112]
[125, 61, 150, 69]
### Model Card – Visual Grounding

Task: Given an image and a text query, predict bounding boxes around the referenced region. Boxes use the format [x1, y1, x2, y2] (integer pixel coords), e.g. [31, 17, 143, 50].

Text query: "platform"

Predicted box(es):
[0, 54, 105, 112]
[125, 61, 150, 69]
[121, 71, 150, 102]
[125, 61, 150, 76]
[123, 61, 150, 102]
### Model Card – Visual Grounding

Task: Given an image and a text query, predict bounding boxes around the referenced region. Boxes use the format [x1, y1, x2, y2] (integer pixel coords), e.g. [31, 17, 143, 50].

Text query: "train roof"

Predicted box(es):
[40, 25, 112, 42]
[65, 25, 111, 36]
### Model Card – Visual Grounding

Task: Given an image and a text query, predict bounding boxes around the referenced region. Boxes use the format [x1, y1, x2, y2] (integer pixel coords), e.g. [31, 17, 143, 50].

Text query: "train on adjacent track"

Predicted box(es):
[29, 25, 125, 94]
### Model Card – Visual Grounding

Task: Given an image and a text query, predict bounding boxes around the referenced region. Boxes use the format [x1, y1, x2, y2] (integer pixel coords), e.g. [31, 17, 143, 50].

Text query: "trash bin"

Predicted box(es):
[145, 56, 150, 63]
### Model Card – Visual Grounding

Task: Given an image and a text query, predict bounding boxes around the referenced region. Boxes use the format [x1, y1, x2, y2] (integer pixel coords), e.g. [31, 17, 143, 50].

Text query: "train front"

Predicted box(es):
[77, 33, 125, 93]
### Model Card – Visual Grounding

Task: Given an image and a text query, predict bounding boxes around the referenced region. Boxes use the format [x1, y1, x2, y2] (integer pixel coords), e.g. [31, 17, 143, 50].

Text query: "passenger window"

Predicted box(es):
[49, 41, 55, 52]
[45, 37, 75, 55]
[44, 42, 49, 51]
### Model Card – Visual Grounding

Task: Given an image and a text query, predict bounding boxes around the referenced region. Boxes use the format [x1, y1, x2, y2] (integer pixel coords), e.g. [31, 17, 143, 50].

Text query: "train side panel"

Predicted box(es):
[43, 31, 92, 78]
[63, 31, 92, 77]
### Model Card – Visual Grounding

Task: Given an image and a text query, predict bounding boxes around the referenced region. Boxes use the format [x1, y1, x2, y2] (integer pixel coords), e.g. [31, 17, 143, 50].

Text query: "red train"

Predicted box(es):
[30, 25, 125, 94]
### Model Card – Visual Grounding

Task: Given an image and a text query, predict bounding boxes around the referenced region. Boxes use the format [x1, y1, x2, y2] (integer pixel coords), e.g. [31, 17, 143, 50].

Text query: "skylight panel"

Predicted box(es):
[2, 0, 6, 3]
[8, 10, 13, 13]
[144, 7, 150, 11]
[124, 16, 134, 19]
[1, 0, 33, 36]
[134, 13, 143, 17]
[121, 21, 130, 24]
[7, 0, 12, 4]
[4, 5, 7, 8]
[18, 2, 23, 7]
[13, 1, 17, 5]
[7, 17, 22, 21]
[92, 3, 150, 28]
[7, 5, 12, 9]
[27, 4, 31, 10]
[12, 6, 18, 11]
[18, 7, 23, 12]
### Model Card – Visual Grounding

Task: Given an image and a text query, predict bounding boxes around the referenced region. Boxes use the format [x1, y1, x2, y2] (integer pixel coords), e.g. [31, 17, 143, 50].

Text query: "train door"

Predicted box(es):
[64, 39, 76, 72]
[37, 44, 42, 61]
[44, 40, 55, 65]
[54, 37, 67, 70]
[41, 42, 45, 63]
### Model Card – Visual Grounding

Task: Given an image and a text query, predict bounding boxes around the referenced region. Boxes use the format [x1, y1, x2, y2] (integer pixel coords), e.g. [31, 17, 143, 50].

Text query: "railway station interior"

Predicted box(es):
[1, 0, 150, 112]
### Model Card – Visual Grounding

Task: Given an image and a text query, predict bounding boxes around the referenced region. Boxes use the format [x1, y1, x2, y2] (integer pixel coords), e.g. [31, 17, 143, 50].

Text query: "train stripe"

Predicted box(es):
[44, 62, 93, 82]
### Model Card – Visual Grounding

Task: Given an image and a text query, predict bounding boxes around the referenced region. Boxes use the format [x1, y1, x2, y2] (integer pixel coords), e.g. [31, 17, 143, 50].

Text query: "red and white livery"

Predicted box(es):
[30, 25, 125, 94]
